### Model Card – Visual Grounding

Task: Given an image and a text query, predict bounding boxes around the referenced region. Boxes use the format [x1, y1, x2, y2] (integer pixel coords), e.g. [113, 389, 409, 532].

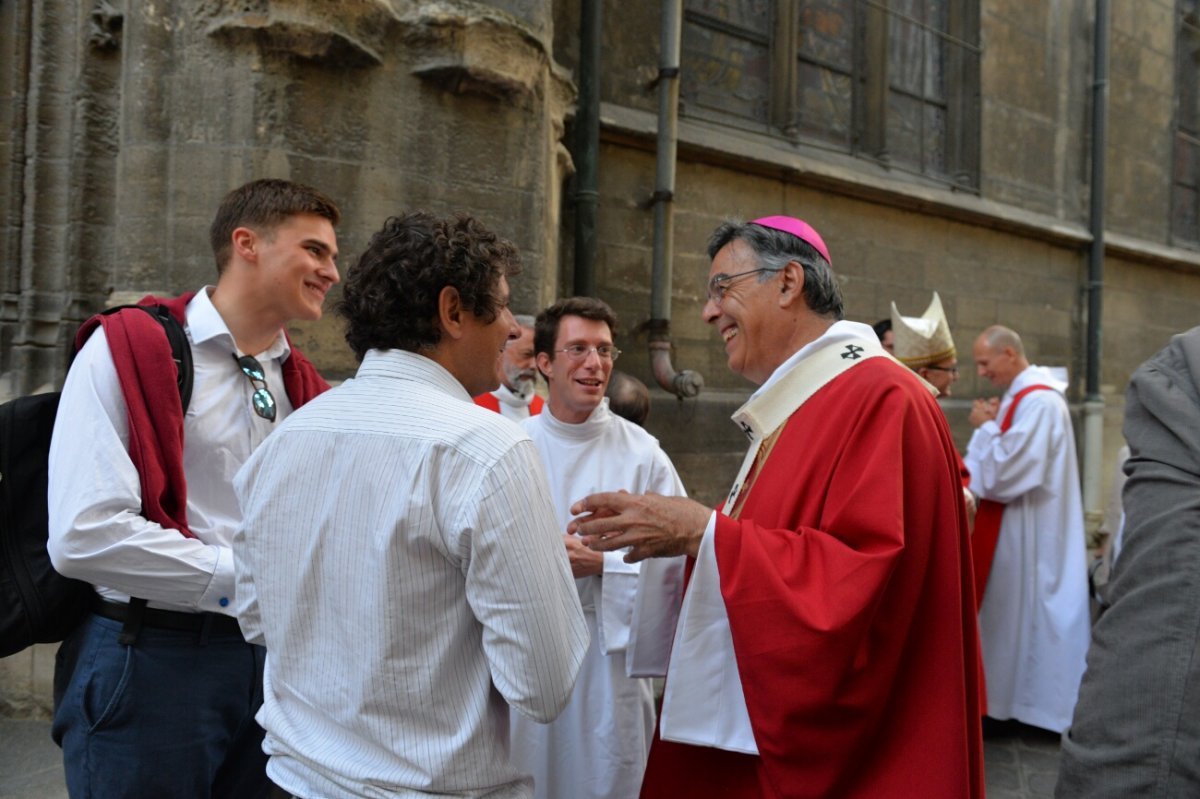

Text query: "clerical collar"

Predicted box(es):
[494, 382, 534, 408]
[539, 398, 612, 441]
[1005, 364, 1066, 401]
[749, 320, 872, 401]
[732, 321, 892, 442]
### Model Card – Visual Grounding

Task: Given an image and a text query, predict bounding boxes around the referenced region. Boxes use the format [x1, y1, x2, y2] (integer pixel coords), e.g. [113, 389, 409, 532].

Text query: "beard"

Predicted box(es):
[510, 376, 536, 398]
[504, 367, 537, 399]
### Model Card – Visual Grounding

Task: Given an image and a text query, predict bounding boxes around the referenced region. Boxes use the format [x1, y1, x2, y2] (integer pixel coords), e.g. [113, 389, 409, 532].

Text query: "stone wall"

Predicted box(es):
[981, 0, 1090, 218]
[0, 0, 574, 717]
[1106, 0, 1178, 242]
[1, 0, 574, 392]
[550, 0, 1200, 510]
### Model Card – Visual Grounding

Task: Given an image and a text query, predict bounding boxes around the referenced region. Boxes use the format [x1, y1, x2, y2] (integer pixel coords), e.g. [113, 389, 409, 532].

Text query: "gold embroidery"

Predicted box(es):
[728, 428, 784, 520]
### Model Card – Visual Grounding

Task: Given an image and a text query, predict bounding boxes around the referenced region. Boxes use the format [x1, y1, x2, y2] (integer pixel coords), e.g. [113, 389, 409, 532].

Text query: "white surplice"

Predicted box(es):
[964, 364, 1091, 733]
[510, 399, 686, 799]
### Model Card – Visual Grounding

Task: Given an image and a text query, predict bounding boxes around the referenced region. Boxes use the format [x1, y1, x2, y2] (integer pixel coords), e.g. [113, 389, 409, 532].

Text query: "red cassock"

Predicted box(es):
[472, 392, 544, 415]
[640, 358, 984, 799]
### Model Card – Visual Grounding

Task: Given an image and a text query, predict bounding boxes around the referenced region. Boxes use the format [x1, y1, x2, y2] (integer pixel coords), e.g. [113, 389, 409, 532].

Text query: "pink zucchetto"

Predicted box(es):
[751, 215, 832, 265]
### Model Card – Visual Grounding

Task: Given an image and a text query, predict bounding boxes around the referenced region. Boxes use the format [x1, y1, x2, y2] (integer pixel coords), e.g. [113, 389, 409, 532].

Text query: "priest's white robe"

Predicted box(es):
[509, 400, 686, 799]
[964, 364, 1091, 733]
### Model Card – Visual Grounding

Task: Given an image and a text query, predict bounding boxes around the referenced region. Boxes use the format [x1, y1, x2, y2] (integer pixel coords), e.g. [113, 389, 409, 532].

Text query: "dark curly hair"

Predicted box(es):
[209, 178, 340, 274]
[338, 212, 521, 361]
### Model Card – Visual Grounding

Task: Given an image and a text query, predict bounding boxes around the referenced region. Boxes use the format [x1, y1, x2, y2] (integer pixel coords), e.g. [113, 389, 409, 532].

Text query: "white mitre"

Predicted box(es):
[890, 292, 956, 368]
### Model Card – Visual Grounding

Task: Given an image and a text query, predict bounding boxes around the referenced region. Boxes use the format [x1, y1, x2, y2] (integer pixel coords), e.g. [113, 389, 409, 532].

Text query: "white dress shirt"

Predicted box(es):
[47, 288, 294, 614]
[233, 349, 589, 799]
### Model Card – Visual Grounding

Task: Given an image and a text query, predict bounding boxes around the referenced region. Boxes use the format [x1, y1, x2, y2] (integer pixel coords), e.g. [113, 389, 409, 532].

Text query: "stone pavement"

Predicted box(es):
[1, 716, 1060, 798]
[983, 718, 1063, 798]
[0, 719, 67, 799]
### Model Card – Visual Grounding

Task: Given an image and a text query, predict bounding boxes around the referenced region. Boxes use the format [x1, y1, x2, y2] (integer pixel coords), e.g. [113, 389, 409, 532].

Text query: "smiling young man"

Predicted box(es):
[233, 213, 588, 798]
[507, 297, 686, 799]
[47, 178, 339, 798]
[569, 217, 984, 798]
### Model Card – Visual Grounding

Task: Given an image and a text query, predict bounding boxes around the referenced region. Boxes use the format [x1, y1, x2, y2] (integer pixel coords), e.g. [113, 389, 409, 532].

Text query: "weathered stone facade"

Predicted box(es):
[0, 0, 575, 395]
[0, 0, 577, 717]
[547, 0, 1200, 510]
[3, 0, 1200, 716]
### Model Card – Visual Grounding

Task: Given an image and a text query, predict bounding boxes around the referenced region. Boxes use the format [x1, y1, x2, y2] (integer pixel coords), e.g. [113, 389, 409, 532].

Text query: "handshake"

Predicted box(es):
[969, 396, 1000, 427]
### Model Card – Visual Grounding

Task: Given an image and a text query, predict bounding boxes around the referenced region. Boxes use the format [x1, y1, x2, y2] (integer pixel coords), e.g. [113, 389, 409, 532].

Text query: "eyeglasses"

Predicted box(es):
[924, 365, 960, 376]
[706, 267, 778, 303]
[234, 354, 277, 422]
[555, 345, 621, 362]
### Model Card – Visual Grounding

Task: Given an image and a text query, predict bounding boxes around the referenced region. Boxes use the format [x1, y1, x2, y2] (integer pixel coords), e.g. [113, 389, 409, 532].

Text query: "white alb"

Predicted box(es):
[965, 364, 1091, 733]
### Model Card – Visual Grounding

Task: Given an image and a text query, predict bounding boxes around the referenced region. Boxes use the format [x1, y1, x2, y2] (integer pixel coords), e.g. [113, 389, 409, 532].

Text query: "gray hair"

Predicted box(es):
[513, 314, 536, 329]
[706, 220, 844, 320]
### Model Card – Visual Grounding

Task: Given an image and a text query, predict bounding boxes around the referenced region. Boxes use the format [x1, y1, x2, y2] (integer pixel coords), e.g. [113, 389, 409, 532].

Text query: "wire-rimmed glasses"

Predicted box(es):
[554, 344, 621, 362]
[706, 267, 777, 303]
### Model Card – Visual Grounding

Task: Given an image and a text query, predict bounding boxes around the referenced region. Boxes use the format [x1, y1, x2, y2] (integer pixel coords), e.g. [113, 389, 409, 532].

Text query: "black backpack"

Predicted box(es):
[0, 304, 192, 657]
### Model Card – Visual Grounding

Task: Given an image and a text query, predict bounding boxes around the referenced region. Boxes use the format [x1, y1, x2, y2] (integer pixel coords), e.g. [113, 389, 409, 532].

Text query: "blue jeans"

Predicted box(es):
[53, 612, 270, 799]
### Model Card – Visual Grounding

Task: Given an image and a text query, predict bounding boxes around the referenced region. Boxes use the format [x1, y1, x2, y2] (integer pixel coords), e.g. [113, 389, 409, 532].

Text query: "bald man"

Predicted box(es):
[965, 325, 1090, 734]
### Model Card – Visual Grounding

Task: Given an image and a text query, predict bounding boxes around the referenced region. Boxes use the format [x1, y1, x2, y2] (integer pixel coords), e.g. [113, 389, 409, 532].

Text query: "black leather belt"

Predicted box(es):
[91, 596, 243, 636]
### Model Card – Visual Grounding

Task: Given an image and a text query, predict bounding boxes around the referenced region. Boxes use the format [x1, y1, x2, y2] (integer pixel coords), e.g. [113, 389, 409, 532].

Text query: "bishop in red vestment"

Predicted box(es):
[570, 216, 984, 798]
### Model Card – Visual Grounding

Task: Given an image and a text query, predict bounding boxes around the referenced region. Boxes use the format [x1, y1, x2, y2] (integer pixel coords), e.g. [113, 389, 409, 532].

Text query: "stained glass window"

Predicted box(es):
[682, 0, 773, 126]
[679, 0, 979, 188]
[796, 0, 855, 147]
[885, 0, 949, 175]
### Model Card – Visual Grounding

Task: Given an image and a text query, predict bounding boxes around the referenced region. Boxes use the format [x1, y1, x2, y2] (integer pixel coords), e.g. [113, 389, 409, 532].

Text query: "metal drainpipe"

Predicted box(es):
[573, 0, 601, 298]
[1082, 0, 1110, 524]
[648, 0, 703, 399]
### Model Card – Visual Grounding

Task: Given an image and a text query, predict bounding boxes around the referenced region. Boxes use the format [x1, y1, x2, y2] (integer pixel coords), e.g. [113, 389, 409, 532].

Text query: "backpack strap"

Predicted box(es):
[91, 304, 193, 645]
[117, 597, 147, 646]
[97, 304, 193, 413]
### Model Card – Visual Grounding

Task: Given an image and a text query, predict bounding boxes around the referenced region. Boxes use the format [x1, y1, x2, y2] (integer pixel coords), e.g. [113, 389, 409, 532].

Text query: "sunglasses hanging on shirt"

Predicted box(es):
[234, 354, 277, 422]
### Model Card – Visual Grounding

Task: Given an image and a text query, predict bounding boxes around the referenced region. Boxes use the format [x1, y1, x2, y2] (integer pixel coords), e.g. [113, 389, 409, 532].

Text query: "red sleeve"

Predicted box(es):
[87, 305, 193, 538]
[712, 367, 983, 797]
[281, 345, 330, 406]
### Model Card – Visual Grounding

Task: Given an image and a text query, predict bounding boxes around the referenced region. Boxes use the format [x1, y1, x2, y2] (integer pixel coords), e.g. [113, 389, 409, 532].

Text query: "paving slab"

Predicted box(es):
[0, 719, 66, 799]
[984, 717, 1063, 799]
[2, 715, 1062, 798]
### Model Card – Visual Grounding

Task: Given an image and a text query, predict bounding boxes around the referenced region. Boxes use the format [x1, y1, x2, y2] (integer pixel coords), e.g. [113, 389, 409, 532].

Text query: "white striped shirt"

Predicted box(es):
[233, 349, 589, 798]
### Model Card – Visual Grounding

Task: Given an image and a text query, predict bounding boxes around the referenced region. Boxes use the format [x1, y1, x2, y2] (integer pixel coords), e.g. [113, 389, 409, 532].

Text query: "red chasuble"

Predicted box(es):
[472, 391, 544, 415]
[640, 358, 984, 799]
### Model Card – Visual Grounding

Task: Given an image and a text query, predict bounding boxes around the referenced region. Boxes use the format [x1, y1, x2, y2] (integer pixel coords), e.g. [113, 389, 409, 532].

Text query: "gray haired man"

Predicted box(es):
[474, 313, 544, 418]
